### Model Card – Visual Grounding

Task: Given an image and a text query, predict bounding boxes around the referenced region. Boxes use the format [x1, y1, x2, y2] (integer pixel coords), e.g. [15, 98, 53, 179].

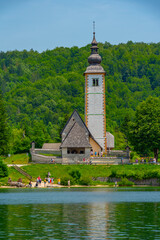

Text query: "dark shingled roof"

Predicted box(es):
[61, 110, 89, 136]
[61, 122, 91, 148]
[61, 110, 102, 149]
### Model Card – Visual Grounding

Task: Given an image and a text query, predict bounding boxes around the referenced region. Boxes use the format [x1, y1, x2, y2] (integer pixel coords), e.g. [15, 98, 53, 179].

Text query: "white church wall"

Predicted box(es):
[88, 115, 104, 138]
[87, 74, 103, 93]
[86, 74, 106, 150]
[87, 94, 103, 114]
[86, 74, 106, 149]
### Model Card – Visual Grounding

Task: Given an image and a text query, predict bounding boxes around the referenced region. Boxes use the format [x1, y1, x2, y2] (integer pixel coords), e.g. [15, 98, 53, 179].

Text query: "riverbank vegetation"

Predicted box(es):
[0, 161, 8, 179]
[0, 41, 160, 154]
[1, 164, 160, 186]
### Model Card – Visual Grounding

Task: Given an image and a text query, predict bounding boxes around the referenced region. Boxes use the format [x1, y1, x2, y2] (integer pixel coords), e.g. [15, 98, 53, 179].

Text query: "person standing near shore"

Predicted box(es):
[44, 178, 46, 187]
[68, 180, 70, 187]
[58, 178, 61, 185]
[48, 177, 50, 184]
[36, 177, 39, 186]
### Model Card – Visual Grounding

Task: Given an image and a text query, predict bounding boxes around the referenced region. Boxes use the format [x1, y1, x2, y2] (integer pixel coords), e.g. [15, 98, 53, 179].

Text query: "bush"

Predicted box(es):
[61, 177, 69, 186]
[130, 151, 141, 161]
[118, 177, 134, 186]
[143, 170, 159, 179]
[61, 176, 75, 186]
[80, 176, 92, 186]
[0, 161, 8, 178]
[69, 170, 81, 184]
[110, 169, 117, 177]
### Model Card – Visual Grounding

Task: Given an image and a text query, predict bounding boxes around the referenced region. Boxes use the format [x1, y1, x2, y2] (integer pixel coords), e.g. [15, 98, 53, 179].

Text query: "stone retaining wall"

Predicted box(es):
[31, 153, 62, 164]
[107, 150, 128, 157]
[34, 149, 61, 155]
[91, 157, 129, 164]
[93, 177, 160, 186]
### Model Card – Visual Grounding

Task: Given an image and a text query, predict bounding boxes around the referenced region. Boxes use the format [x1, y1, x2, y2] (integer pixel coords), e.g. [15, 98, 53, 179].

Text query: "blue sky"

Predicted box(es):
[0, 0, 160, 52]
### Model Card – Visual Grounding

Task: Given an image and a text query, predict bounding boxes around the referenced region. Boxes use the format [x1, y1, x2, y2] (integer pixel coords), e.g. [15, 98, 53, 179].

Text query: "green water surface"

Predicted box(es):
[0, 188, 160, 239]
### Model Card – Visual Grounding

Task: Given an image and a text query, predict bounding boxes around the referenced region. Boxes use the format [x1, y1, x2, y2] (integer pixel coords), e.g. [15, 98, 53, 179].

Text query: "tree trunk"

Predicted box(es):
[154, 149, 159, 162]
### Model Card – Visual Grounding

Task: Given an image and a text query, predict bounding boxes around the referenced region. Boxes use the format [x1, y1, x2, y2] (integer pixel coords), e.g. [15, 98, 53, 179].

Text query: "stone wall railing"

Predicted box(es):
[31, 152, 129, 165]
[31, 153, 62, 164]
[91, 157, 129, 165]
[34, 149, 61, 155]
[107, 150, 129, 157]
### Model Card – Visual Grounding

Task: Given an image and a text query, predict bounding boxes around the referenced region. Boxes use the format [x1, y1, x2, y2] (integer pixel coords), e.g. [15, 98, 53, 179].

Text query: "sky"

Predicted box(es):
[0, 0, 160, 52]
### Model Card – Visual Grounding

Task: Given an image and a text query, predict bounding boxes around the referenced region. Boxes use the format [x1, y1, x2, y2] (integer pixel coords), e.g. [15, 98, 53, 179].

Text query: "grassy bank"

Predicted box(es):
[2, 153, 29, 164]
[1, 163, 160, 186]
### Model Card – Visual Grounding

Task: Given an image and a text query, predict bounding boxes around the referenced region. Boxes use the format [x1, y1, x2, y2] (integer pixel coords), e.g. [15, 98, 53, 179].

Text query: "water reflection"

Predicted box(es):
[0, 189, 160, 239]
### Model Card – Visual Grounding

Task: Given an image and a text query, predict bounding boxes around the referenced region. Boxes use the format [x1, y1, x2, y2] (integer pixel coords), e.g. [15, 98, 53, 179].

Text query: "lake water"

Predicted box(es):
[0, 188, 160, 239]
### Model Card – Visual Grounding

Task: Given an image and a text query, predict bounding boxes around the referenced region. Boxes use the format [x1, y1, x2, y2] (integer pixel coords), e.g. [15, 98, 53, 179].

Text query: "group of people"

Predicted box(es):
[83, 158, 92, 165]
[91, 150, 103, 157]
[44, 177, 54, 185]
[28, 176, 61, 188]
[135, 158, 157, 164]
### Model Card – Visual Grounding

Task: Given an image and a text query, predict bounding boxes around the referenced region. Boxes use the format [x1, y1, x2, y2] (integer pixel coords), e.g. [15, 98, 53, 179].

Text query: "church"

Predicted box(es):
[31, 30, 114, 163]
[60, 30, 114, 161]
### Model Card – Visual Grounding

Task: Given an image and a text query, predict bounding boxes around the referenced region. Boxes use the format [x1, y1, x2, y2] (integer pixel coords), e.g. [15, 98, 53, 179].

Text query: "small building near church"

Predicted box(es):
[106, 132, 114, 150]
[60, 110, 102, 162]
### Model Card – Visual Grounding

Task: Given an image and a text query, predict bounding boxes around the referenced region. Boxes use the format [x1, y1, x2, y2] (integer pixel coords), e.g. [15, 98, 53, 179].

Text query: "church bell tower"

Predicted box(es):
[84, 25, 107, 152]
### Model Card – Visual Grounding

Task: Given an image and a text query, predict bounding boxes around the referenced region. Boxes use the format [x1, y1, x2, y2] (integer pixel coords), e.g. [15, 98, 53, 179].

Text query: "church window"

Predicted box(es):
[92, 78, 99, 86]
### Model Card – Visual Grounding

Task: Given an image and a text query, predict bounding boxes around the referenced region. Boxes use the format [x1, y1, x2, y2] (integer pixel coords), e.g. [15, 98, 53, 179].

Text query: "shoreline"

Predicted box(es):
[1, 183, 160, 189]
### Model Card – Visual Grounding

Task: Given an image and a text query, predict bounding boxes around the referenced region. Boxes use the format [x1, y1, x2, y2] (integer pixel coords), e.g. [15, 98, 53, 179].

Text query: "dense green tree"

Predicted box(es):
[0, 160, 8, 178]
[128, 96, 160, 161]
[9, 128, 30, 154]
[0, 42, 160, 151]
[0, 93, 9, 155]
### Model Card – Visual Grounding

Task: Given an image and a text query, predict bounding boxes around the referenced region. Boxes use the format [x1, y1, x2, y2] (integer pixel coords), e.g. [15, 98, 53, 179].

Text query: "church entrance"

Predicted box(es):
[67, 148, 85, 154]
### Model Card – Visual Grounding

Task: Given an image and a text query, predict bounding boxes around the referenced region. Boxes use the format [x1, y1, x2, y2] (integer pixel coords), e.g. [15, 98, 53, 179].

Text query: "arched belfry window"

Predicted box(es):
[92, 78, 99, 86]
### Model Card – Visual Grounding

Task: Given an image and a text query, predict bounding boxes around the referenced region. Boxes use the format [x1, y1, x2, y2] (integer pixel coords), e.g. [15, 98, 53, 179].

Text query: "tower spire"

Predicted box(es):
[84, 23, 105, 73]
[93, 21, 95, 32]
[93, 21, 95, 35]
[88, 21, 101, 65]
[92, 21, 97, 45]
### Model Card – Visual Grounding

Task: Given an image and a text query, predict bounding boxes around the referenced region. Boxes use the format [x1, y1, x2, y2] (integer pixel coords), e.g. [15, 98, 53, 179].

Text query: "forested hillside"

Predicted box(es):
[0, 41, 160, 153]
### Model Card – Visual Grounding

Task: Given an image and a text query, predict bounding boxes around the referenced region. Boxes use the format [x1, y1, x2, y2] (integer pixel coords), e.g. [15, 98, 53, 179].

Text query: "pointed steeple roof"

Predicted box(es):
[91, 32, 98, 45]
[84, 23, 105, 74]
[88, 31, 102, 65]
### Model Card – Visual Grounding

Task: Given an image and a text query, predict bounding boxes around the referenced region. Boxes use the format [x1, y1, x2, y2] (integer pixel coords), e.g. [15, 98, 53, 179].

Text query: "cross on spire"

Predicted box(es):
[93, 21, 95, 33]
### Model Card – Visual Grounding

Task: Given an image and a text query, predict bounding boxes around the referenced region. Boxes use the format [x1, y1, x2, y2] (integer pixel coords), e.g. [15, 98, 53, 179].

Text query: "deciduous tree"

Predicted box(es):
[128, 96, 160, 161]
